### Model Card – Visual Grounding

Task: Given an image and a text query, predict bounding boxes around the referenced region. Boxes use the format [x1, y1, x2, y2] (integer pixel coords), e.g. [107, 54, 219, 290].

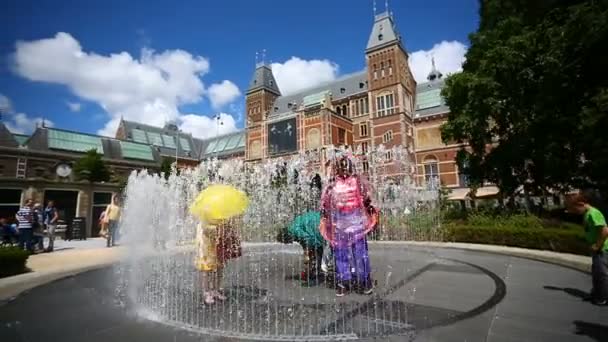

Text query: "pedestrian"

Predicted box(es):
[195, 217, 242, 305]
[319, 153, 378, 297]
[568, 192, 608, 306]
[104, 194, 122, 247]
[16, 199, 35, 252]
[44, 200, 59, 252]
[32, 203, 45, 252]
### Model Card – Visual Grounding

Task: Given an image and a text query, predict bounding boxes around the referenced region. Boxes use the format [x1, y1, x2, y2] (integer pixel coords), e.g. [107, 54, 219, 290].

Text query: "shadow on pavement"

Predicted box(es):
[543, 285, 590, 300]
[573, 321, 608, 342]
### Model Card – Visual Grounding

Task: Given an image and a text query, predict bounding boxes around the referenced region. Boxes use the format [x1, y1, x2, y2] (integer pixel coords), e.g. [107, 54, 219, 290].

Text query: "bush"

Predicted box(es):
[444, 224, 589, 255]
[0, 247, 30, 278]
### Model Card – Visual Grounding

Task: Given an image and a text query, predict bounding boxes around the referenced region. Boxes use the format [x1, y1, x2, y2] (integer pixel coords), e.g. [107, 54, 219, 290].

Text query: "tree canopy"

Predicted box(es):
[73, 149, 111, 183]
[441, 0, 608, 198]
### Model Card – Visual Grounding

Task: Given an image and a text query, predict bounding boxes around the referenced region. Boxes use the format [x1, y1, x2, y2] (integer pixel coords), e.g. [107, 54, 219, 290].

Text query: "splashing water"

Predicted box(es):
[117, 145, 439, 340]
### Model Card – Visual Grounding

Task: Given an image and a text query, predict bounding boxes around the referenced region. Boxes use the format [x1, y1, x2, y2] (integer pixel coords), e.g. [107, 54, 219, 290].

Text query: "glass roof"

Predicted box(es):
[120, 141, 154, 161]
[237, 134, 245, 148]
[416, 88, 442, 110]
[204, 139, 219, 154]
[179, 137, 191, 151]
[48, 130, 104, 154]
[13, 135, 28, 146]
[162, 134, 176, 149]
[132, 129, 148, 144]
[147, 132, 163, 146]
[303, 90, 330, 108]
[223, 134, 241, 151]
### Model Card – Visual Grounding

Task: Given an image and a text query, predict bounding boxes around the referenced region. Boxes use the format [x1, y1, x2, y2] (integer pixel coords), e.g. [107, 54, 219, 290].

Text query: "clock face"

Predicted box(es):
[56, 164, 72, 177]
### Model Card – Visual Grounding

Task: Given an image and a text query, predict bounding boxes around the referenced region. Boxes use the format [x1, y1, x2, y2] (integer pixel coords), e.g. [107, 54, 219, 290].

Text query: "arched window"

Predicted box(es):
[342, 105, 348, 117]
[336, 106, 342, 115]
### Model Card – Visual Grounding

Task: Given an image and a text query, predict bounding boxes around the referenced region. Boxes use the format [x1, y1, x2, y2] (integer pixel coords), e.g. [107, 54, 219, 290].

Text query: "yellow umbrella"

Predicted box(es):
[190, 184, 249, 222]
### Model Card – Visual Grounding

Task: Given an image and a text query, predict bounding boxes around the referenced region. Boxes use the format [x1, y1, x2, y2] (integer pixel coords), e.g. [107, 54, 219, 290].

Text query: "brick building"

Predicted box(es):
[242, 10, 485, 198]
[245, 11, 416, 179]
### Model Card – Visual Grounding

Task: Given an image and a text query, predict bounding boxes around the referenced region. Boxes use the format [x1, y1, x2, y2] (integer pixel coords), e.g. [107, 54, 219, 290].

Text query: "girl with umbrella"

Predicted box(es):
[191, 185, 247, 305]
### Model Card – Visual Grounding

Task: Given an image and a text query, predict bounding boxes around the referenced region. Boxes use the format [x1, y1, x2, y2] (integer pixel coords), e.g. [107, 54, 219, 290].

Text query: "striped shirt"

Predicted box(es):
[16, 206, 33, 229]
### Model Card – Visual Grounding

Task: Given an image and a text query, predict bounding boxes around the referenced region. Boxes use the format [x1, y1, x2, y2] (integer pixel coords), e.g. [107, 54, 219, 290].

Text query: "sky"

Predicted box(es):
[0, 0, 479, 139]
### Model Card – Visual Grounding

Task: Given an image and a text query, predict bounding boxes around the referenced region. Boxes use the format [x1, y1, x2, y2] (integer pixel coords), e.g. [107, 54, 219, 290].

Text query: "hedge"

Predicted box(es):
[0, 247, 30, 278]
[443, 224, 589, 255]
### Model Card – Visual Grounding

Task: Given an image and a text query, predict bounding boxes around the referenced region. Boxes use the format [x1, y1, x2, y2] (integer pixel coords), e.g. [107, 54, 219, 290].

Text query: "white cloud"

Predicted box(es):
[179, 112, 238, 139]
[66, 101, 82, 112]
[4, 113, 54, 134]
[0, 94, 11, 111]
[408, 40, 467, 83]
[208, 80, 241, 109]
[271, 57, 339, 96]
[0, 93, 54, 134]
[13, 32, 216, 137]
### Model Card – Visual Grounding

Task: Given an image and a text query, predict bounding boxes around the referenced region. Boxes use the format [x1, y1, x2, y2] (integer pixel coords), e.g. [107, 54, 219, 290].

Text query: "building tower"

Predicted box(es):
[365, 10, 417, 177]
[245, 62, 281, 160]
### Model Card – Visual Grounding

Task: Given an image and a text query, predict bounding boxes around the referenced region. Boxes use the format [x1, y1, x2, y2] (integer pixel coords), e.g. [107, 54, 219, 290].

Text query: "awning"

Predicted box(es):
[447, 188, 470, 201]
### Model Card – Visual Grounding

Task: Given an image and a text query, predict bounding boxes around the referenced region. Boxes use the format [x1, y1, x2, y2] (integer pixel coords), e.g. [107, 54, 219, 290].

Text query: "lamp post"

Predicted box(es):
[215, 114, 223, 159]
[175, 129, 179, 165]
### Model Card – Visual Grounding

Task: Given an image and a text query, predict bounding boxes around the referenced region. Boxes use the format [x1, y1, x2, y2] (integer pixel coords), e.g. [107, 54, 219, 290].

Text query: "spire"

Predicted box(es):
[247, 60, 281, 96]
[366, 7, 403, 53]
[427, 56, 443, 82]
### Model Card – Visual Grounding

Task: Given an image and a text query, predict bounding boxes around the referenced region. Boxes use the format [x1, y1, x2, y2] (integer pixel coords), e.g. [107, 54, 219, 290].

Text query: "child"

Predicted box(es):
[98, 210, 108, 238]
[195, 217, 242, 305]
[320, 154, 378, 297]
[278, 211, 325, 285]
[568, 192, 608, 305]
[1, 218, 18, 245]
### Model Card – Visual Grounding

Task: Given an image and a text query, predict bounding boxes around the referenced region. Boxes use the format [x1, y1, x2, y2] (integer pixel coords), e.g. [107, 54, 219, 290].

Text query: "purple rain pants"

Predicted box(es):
[333, 237, 371, 285]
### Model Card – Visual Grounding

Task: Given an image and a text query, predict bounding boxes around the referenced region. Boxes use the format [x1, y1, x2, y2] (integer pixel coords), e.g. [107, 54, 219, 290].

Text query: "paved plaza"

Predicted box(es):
[0, 243, 607, 342]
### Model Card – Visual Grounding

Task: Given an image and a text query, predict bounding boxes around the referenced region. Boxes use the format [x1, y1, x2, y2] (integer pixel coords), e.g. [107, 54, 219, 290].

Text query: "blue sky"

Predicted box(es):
[0, 0, 479, 139]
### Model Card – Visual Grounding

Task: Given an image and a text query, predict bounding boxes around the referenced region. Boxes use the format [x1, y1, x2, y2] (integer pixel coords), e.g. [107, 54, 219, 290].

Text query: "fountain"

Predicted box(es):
[116, 145, 440, 341]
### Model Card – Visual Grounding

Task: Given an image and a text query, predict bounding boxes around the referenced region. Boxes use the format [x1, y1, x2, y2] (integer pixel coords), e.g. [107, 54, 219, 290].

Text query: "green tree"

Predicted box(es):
[73, 149, 111, 182]
[441, 0, 608, 198]
[159, 158, 173, 180]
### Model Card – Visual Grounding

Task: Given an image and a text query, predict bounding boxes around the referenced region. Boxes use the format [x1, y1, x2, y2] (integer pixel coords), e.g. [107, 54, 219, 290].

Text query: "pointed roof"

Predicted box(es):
[427, 57, 443, 82]
[0, 122, 19, 148]
[247, 63, 281, 96]
[366, 11, 403, 53]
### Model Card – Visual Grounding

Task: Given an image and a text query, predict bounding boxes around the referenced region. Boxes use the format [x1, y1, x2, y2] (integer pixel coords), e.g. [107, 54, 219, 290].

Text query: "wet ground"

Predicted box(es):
[0, 245, 606, 342]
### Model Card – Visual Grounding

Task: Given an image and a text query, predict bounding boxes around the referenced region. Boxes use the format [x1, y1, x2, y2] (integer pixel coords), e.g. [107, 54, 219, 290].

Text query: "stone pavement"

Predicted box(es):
[0, 242, 606, 342]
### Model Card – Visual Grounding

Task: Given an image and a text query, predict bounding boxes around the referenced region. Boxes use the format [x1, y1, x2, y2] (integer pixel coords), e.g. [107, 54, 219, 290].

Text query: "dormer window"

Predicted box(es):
[378, 34, 384, 41]
[287, 103, 293, 109]
[274, 107, 279, 112]
[270, 80, 274, 86]
[359, 82, 364, 89]
[340, 88, 345, 94]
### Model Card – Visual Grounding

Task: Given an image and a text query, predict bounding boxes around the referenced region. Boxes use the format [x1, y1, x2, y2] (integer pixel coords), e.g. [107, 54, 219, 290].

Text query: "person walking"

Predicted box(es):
[44, 200, 59, 252]
[16, 199, 35, 252]
[104, 194, 121, 247]
[568, 192, 608, 306]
